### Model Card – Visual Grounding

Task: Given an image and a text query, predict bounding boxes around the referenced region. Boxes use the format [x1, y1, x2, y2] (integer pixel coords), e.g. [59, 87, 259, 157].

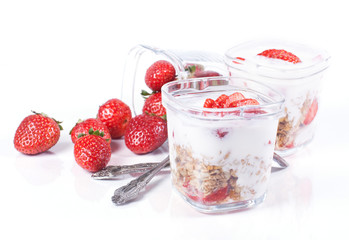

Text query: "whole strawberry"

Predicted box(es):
[74, 129, 111, 172]
[142, 91, 166, 118]
[70, 118, 111, 144]
[193, 70, 221, 78]
[145, 60, 176, 92]
[97, 98, 132, 139]
[14, 111, 62, 155]
[257, 49, 301, 64]
[124, 114, 167, 154]
[185, 63, 221, 78]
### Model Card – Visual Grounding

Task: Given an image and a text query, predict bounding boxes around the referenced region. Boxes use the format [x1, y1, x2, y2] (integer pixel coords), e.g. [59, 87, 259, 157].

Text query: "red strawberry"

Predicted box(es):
[203, 93, 264, 117]
[204, 92, 258, 108]
[185, 64, 221, 78]
[183, 182, 229, 204]
[215, 129, 229, 138]
[231, 57, 246, 64]
[257, 49, 301, 64]
[185, 63, 204, 78]
[202, 186, 229, 204]
[303, 98, 318, 125]
[185, 63, 205, 73]
[214, 94, 229, 108]
[203, 98, 217, 108]
[193, 70, 221, 78]
[74, 129, 111, 172]
[142, 92, 166, 118]
[228, 98, 260, 108]
[14, 111, 62, 155]
[70, 118, 111, 144]
[145, 60, 176, 92]
[224, 92, 245, 107]
[124, 114, 167, 154]
[97, 98, 132, 139]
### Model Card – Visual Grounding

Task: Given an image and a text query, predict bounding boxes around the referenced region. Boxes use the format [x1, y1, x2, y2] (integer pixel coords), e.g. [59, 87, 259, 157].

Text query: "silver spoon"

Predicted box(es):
[111, 156, 170, 205]
[91, 162, 170, 180]
[272, 152, 289, 168]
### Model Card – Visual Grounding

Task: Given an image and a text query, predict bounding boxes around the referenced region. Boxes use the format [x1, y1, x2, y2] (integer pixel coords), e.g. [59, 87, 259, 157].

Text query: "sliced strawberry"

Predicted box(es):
[257, 49, 301, 64]
[215, 129, 229, 138]
[202, 186, 229, 204]
[194, 70, 221, 78]
[224, 92, 246, 107]
[182, 179, 229, 204]
[203, 93, 263, 116]
[243, 109, 267, 115]
[203, 98, 217, 108]
[228, 98, 260, 108]
[214, 94, 229, 108]
[232, 57, 246, 64]
[182, 179, 201, 201]
[303, 99, 318, 125]
[285, 141, 295, 149]
[229, 92, 245, 102]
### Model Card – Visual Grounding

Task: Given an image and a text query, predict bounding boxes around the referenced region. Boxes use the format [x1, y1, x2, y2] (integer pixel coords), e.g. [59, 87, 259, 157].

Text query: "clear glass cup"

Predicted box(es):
[224, 39, 330, 156]
[121, 44, 228, 115]
[161, 76, 285, 213]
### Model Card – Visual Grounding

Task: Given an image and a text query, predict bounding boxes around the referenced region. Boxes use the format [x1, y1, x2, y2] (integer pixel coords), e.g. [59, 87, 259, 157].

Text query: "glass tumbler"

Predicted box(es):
[121, 44, 228, 115]
[224, 39, 330, 156]
[161, 76, 284, 213]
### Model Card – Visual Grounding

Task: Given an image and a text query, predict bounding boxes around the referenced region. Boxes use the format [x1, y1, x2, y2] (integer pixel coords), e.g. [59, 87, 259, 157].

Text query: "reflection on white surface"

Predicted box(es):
[15, 152, 64, 186]
[72, 164, 112, 201]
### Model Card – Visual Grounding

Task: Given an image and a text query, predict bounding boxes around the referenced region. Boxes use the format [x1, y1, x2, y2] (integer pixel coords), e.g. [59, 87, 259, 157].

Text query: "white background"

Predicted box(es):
[1, 0, 348, 239]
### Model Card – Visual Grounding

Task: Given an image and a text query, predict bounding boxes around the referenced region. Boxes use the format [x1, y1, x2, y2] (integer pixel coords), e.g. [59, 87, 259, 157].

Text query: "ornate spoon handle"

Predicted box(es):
[91, 162, 169, 179]
[111, 156, 170, 205]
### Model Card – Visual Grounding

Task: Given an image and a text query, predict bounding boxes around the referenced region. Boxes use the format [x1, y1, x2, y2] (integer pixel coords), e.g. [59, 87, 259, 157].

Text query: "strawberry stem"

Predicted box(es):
[88, 128, 106, 138]
[141, 89, 156, 99]
[185, 65, 196, 73]
[32, 110, 63, 130]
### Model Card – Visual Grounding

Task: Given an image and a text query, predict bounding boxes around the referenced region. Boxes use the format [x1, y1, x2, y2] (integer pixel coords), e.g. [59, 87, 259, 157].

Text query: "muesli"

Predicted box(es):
[172, 144, 271, 205]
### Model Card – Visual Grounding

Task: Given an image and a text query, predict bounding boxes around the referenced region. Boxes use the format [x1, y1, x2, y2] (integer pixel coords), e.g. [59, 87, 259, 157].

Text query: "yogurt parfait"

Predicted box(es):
[224, 39, 330, 156]
[161, 77, 284, 213]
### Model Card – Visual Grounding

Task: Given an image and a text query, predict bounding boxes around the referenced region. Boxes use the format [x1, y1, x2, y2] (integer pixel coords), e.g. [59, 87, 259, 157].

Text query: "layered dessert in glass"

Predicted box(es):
[162, 76, 284, 213]
[224, 39, 330, 156]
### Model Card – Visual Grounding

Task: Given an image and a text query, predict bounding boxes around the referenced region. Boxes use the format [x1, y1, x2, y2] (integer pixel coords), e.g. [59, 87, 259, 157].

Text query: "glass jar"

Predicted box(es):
[121, 44, 228, 115]
[224, 39, 330, 156]
[162, 76, 284, 213]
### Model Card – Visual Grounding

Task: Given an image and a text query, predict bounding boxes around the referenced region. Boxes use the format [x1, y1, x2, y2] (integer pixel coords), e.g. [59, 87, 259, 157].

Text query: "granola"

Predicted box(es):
[276, 110, 294, 149]
[276, 94, 317, 151]
[171, 144, 271, 205]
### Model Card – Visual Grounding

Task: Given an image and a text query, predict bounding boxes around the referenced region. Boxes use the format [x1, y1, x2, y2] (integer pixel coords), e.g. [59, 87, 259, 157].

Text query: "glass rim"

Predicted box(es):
[224, 39, 330, 80]
[161, 76, 285, 120]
